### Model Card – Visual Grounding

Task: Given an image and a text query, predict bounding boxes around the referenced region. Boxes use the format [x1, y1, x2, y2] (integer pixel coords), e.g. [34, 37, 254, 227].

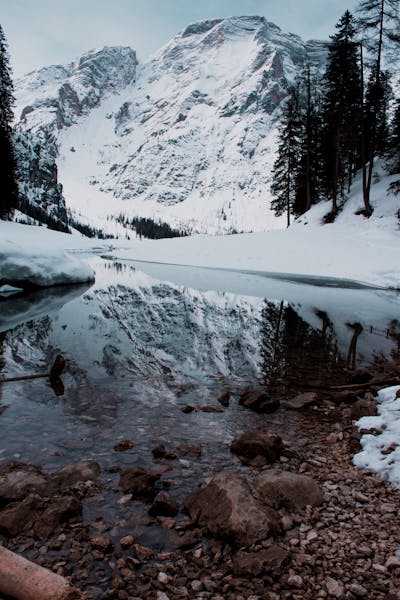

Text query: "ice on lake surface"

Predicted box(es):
[0, 257, 399, 523]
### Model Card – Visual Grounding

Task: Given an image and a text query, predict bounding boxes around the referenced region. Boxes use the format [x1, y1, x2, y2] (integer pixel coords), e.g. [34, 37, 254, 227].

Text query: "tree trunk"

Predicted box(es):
[0, 546, 84, 600]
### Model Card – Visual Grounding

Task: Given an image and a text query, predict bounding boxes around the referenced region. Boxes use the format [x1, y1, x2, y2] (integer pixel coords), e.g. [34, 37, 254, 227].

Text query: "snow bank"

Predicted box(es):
[354, 385, 400, 489]
[112, 167, 400, 290]
[0, 221, 97, 289]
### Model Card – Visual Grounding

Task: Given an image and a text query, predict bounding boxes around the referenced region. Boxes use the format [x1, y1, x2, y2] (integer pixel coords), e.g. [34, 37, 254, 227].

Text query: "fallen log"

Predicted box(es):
[328, 377, 400, 391]
[0, 545, 84, 600]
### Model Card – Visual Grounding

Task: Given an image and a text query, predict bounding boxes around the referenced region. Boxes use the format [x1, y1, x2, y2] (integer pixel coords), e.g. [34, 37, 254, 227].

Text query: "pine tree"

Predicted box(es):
[292, 66, 323, 216]
[0, 24, 18, 218]
[364, 68, 392, 158]
[270, 86, 302, 227]
[357, 0, 400, 211]
[320, 11, 363, 217]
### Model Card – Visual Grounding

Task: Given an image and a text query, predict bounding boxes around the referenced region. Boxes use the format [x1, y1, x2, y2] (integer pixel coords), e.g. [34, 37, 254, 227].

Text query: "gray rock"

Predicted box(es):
[255, 469, 324, 511]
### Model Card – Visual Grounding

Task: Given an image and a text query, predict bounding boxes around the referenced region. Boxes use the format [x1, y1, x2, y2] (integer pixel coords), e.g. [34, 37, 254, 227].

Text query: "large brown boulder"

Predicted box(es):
[230, 430, 283, 462]
[255, 470, 324, 511]
[184, 471, 279, 546]
[239, 388, 280, 413]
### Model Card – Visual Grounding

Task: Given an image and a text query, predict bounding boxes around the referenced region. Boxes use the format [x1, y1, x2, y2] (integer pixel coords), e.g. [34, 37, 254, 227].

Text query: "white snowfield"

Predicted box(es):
[112, 169, 400, 290]
[0, 221, 96, 290]
[1, 167, 399, 291]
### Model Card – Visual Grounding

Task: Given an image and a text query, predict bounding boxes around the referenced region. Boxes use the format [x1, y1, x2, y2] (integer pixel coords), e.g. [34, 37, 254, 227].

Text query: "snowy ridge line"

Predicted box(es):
[110, 257, 391, 291]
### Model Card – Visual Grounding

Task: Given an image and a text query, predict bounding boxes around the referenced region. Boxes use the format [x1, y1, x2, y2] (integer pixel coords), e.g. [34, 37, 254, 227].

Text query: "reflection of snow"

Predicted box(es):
[354, 385, 400, 489]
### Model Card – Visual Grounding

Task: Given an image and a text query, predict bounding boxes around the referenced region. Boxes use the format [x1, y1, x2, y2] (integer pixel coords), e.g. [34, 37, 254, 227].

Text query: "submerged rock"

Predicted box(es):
[239, 388, 280, 413]
[217, 391, 230, 407]
[113, 439, 135, 452]
[119, 466, 160, 500]
[184, 470, 279, 546]
[148, 491, 179, 517]
[152, 444, 177, 460]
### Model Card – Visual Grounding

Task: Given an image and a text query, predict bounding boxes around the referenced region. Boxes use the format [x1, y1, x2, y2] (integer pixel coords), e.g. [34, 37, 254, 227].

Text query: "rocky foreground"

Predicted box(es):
[0, 368, 400, 599]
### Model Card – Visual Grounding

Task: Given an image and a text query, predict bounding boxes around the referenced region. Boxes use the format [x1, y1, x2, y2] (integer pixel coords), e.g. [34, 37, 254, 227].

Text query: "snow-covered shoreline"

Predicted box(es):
[354, 385, 400, 489]
[0, 221, 97, 290]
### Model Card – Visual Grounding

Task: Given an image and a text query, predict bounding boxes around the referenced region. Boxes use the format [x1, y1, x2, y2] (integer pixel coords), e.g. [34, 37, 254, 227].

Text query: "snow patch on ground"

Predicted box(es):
[354, 385, 400, 489]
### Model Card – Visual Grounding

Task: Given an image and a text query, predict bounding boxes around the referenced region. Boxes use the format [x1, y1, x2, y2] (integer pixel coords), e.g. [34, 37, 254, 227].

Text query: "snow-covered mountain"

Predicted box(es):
[13, 17, 326, 235]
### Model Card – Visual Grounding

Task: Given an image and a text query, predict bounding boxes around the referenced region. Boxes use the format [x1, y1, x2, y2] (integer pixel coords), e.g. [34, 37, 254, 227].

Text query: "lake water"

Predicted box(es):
[0, 256, 399, 545]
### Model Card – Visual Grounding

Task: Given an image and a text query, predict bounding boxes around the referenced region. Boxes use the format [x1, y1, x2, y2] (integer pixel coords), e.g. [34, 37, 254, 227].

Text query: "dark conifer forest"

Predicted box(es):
[271, 0, 400, 225]
[0, 24, 18, 218]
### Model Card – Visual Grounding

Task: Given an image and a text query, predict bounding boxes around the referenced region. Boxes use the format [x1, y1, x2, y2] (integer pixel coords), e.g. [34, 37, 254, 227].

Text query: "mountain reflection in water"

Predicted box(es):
[0, 257, 399, 473]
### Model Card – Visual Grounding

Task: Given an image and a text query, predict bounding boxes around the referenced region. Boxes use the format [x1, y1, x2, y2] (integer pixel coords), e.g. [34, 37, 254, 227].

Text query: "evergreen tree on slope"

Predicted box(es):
[357, 0, 400, 211]
[320, 11, 362, 218]
[270, 86, 302, 227]
[293, 66, 323, 216]
[0, 24, 18, 218]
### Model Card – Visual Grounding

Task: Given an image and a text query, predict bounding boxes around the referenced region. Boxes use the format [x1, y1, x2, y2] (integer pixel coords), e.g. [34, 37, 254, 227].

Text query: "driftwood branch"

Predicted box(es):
[0, 545, 84, 600]
[0, 355, 65, 385]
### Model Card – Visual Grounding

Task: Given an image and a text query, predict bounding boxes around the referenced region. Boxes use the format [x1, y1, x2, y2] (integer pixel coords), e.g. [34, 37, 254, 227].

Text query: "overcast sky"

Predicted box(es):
[1, 0, 360, 77]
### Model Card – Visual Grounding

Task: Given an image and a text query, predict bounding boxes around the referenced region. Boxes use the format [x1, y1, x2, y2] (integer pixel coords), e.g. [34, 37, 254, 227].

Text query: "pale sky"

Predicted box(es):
[1, 0, 360, 77]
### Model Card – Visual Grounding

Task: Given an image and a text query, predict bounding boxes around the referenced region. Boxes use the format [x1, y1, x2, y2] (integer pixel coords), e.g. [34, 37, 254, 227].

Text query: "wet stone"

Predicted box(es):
[113, 439, 135, 452]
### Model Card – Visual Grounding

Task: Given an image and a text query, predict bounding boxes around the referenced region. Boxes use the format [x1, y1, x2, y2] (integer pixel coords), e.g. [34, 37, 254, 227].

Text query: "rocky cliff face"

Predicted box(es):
[13, 18, 325, 235]
[13, 47, 138, 231]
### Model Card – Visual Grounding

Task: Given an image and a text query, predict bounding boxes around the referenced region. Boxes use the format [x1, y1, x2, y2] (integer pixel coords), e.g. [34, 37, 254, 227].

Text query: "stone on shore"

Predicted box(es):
[230, 430, 283, 462]
[184, 471, 279, 546]
[255, 470, 324, 511]
[233, 545, 290, 577]
[286, 392, 319, 410]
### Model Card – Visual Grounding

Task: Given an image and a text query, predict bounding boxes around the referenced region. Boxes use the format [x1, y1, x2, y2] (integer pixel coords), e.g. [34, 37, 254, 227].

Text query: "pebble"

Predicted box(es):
[326, 577, 345, 598]
[348, 583, 368, 597]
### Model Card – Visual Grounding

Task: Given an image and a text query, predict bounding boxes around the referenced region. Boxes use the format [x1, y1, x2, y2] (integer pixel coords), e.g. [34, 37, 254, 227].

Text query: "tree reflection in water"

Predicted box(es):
[260, 301, 345, 398]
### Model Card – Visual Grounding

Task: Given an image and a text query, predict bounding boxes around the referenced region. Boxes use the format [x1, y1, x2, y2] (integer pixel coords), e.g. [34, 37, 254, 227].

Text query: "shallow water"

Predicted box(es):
[0, 257, 399, 546]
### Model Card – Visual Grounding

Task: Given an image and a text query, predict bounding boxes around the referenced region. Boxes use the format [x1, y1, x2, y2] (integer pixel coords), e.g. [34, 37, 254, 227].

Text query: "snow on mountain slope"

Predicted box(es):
[12, 47, 138, 231]
[14, 17, 326, 235]
[15, 46, 138, 135]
